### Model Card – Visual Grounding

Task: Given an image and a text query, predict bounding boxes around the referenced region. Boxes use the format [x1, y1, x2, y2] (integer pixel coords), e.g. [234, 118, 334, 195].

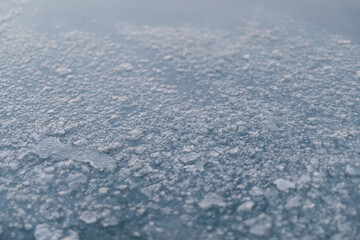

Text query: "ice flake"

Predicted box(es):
[101, 216, 119, 227]
[181, 152, 201, 164]
[249, 186, 264, 196]
[33, 137, 115, 171]
[163, 55, 173, 60]
[274, 178, 295, 191]
[198, 193, 226, 210]
[285, 196, 302, 209]
[34, 224, 62, 240]
[33, 137, 71, 160]
[61, 231, 79, 240]
[298, 175, 311, 185]
[99, 187, 109, 194]
[128, 128, 143, 140]
[117, 184, 128, 190]
[228, 147, 239, 155]
[249, 214, 272, 237]
[71, 146, 116, 171]
[68, 173, 87, 190]
[237, 201, 255, 212]
[118, 63, 133, 72]
[55, 67, 72, 76]
[79, 210, 97, 224]
[345, 165, 360, 177]
[356, 71, 360, 79]
[262, 115, 277, 131]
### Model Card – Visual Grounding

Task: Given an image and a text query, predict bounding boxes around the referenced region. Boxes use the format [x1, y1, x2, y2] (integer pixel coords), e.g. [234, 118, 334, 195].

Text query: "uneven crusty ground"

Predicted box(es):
[1, 1, 360, 240]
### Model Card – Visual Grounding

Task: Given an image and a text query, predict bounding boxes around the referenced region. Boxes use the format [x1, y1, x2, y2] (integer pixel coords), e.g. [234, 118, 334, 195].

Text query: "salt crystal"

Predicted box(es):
[55, 67, 72, 76]
[62, 231, 79, 240]
[249, 186, 264, 196]
[285, 196, 301, 209]
[118, 63, 133, 72]
[346, 165, 360, 177]
[237, 201, 255, 212]
[199, 193, 226, 210]
[79, 210, 97, 224]
[99, 187, 109, 194]
[34, 224, 52, 240]
[274, 178, 295, 191]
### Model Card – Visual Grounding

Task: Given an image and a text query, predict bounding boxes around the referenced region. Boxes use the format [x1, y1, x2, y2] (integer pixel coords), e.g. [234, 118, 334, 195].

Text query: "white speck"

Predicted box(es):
[285, 196, 302, 209]
[249, 214, 272, 237]
[34, 224, 52, 240]
[337, 39, 351, 44]
[323, 65, 332, 70]
[62, 230, 79, 240]
[249, 186, 264, 196]
[263, 114, 277, 131]
[99, 187, 109, 194]
[25, 223, 32, 230]
[181, 152, 201, 164]
[101, 216, 119, 227]
[79, 211, 97, 224]
[73, 139, 88, 146]
[298, 175, 311, 185]
[55, 67, 72, 76]
[346, 165, 360, 177]
[274, 178, 295, 191]
[356, 71, 360, 79]
[199, 193, 226, 210]
[133, 231, 141, 237]
[117, 184, 128, 190]
[228, 147, 239, 155]
[118, 63, 133, 72]
[128, 128, 143, 140]
[237, 201, 255, 212]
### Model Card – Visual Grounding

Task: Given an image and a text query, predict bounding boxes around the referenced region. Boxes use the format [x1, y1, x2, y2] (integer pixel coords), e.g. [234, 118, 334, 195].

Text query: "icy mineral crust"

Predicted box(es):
[1, 1, 360, 239]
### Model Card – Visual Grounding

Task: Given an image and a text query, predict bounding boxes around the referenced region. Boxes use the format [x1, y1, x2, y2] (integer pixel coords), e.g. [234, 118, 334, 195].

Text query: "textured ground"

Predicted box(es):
[1, 1, 360, 240]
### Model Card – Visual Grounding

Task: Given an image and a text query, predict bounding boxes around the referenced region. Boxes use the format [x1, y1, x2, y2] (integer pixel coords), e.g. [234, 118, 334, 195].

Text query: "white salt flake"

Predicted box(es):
[346, 165, 360, 177]
[33, 137, 71, 160]
[274, 178, 295, 191]
[285, 196, 302, 209]
[61, 230, 79, 240]
[249, 221, 272, 237]
[118, 63, 133, 72]
[181, 152, 201, 164]
[55, 67, 72, 76]
[199, 193, 226, 210]
[237, 201, 255, 212]
[164, 55, 173, 60]
[99, 187, 109, 194]
[79, 210, 97, 224]
[249, 186, 264, 196]
[71, 147, 116, 171]
[228, 147, 239, 155]
[34, 224, 53, 240]
[298, 175, 311, 185]
[128, 128, 143, 140]
[101, 216, 119, 227]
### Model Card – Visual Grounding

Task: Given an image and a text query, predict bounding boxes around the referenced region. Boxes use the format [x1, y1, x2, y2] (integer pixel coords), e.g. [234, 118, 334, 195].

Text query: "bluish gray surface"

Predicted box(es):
[1, 0, 360, 239]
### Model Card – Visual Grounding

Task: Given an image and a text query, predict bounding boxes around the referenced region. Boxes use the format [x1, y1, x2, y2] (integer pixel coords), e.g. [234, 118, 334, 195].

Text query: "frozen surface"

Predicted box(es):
[1, 0, 360, 239]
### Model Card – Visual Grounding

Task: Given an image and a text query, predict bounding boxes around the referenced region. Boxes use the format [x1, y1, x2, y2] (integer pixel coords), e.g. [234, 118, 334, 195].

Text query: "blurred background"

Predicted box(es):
[18, 0, 360, 43]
